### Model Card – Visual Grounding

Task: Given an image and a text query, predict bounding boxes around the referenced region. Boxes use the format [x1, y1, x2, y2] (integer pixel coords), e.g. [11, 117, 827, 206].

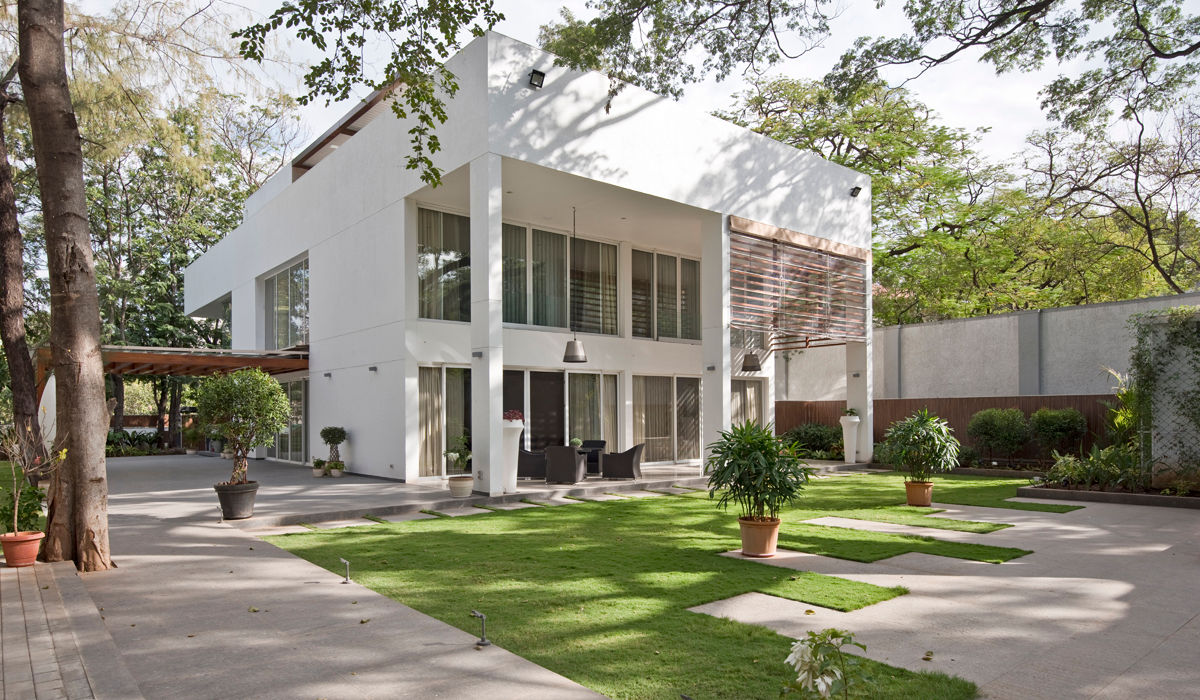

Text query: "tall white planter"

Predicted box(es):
[501, 420, 524, 494]
[840, 415, 861, 464]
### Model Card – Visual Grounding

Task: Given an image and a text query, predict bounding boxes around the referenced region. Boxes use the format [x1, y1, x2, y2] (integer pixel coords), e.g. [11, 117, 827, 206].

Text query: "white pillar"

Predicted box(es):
[401, 198, 422, 482]
[470, 154, 504, 495]
[845, 252, 874, 461]
[701, 213, 731, 468]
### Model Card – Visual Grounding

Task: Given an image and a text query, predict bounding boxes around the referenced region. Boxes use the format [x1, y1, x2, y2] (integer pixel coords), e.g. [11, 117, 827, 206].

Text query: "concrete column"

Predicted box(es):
[701, 213, 731, 467]
[846, 250, 874, 461]
[401, 199, 421, 482]
[1017, 310, 1042, 395]
[231, 282, 257, 349]
[470, 154, 504, 496]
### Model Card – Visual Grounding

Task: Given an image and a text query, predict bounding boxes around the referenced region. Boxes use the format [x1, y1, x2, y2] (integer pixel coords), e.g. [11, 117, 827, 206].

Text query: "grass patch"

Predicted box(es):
[269, 473, 1038, 699]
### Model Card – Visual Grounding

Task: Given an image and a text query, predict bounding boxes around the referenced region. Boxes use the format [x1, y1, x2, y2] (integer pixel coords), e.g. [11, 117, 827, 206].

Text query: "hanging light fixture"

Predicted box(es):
[741, 352, 762, 373]
[563, 206, 588, 363]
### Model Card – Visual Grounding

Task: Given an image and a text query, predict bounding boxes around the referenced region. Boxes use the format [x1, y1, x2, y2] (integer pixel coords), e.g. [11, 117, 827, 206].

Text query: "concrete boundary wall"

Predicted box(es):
[780, 292, 1200, 401]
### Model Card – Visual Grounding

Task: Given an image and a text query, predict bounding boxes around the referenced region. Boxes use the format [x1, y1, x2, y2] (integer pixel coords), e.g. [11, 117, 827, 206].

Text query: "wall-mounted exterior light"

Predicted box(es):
[849, 186, 863, 198]
[529, 70, 545, 89]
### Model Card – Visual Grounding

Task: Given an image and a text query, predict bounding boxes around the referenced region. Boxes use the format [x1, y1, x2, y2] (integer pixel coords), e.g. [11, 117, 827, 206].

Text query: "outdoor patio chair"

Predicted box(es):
[545, 445, 587, 484]
[581, 439, 606, 474]
[518, 448, 546, 480]
[601, 443, 644, 480]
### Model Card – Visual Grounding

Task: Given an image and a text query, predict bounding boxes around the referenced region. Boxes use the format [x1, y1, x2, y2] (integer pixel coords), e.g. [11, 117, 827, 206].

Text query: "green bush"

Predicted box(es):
[967, 408, 1030, 458]
[781, 423, 841, 452]
[707, 421, 813, 520]
[957, 445, 980, 468]
[1045, 445, 1144, 491]
[0, 485, 45, 532]
[882, 409, 960, 482]
[1030, 408, 1087, 453]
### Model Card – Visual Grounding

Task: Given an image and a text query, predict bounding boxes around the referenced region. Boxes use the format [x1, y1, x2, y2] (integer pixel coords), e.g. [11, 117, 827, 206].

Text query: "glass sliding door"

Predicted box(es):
[529, 371, 565, 450]
[268, 379, 307, 462]
[445, 368, 471, 474]
[568, 373, 602, 443]
[731, 379, 763, 427]
[633, 375, 675, 462]
[676, 377, 700, 460]
[418, 367, 443, 477]
[603, 374, 618, 451]
[532, 229, 568, 327]
[417, 208, 471, 322]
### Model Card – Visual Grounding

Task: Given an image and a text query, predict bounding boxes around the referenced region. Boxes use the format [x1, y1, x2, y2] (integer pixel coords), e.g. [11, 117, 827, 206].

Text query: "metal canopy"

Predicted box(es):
[728, 218, 870, 351]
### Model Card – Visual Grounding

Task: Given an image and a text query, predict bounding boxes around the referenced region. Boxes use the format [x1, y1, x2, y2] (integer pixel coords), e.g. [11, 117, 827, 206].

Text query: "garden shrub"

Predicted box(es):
[781, 423, 841, 452]
[1045, 444, 1145, 491]
[957, 445, 980, 468]
[967, 408, 1030, 458]
[1030, 408, 1087, 454]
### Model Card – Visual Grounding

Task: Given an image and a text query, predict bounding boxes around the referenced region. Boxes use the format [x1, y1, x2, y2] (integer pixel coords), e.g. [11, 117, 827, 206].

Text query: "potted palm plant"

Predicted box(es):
[882, 409, 960, 507]
[196, 368, 291, 520]
[707, 421, 812, 558]
[0, 426, 66, 567]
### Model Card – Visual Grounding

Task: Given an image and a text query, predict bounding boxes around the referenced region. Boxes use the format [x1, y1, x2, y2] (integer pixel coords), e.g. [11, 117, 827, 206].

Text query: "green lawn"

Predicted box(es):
[269, 473, 1056, 699]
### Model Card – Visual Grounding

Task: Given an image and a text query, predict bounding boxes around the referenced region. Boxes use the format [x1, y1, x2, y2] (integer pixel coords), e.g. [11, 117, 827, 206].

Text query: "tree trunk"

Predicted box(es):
[168, 379, 181, 449]
[19, 0, 114, 571]
[0, 75, 49, 475]
[155, 378, 167, 447]
[111, 374, 124, 430]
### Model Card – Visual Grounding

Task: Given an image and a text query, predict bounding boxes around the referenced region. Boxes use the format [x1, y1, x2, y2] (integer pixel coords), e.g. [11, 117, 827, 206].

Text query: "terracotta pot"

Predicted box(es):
[1, 531, 45, 567]
[448, 475, 474, 498]
[738, 517, 781, 558]
[905, 481, 934, 507]
[214, 481, 259, 520]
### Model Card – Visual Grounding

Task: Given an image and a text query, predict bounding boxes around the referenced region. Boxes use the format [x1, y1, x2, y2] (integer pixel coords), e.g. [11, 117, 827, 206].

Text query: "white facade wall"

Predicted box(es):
[185, 32, 869, 480]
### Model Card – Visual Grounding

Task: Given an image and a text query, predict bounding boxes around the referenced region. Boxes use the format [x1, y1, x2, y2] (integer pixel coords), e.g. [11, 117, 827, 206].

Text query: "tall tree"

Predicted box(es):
[18, 0, 113, 570]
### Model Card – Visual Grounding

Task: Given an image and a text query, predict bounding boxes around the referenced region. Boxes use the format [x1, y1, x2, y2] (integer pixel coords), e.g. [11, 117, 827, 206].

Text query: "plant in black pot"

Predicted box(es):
[196, 368, 290, 520]
[707, 421, 812, 558]
[883, 409, 960, 507]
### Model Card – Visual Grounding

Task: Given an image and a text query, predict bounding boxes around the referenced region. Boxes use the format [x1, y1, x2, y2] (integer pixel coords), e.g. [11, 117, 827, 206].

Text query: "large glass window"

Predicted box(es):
[418, 366, 472, 477]
[502, 223, 618, 335]
[263, 260, 308, 350]
[632, 375, 700, 463]
[417, 208, 471, 322]
[267, 379, 307, 462]
[632, 250, 700, 341]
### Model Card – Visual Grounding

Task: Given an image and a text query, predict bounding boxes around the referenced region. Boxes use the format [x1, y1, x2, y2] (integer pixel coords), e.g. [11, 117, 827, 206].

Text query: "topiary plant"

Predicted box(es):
[320, 426, 348, 463]
[883, 409, 960, 483]
[196, 369, 290, 485]
[967, 408, 1030, 459]
[1030, 407, 1087, 455]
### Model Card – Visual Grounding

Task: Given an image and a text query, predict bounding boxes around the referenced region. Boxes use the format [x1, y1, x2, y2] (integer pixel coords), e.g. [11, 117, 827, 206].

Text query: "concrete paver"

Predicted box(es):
[692, 499, 1200, 699]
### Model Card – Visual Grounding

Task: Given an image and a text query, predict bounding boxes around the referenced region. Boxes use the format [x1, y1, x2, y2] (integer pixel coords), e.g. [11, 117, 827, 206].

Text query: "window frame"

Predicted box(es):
[631, 248, 702, 344]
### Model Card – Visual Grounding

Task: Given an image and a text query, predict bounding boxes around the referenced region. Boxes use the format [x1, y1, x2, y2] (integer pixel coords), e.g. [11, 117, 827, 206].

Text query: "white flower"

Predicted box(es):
[786, 638, 842, 699]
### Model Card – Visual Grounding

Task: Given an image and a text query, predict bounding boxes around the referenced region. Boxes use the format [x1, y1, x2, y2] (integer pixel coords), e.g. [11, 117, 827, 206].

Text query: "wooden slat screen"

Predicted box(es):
[729, 231, 868, 346]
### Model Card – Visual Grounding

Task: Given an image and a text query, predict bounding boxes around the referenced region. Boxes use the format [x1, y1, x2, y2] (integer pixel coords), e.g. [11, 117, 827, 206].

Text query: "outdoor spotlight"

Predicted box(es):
[339, 557, 351, 584]
[849, 186, 863, 198]
[528, 69, 545, 89]
[469, 610, 492, 646]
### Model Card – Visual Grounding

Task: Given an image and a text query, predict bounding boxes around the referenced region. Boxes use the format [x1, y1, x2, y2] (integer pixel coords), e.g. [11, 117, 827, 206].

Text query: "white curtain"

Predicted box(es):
[502, 223, 527, 323]
[603, 374, 618, 450]
[418, 367, 443, 477]
[568, 373, 601, 442]
[676, 377, 700, 460]
[570, 238, 618, 335]
[680, 258, 700, 340]
[631, 250, 655, 338]
[656, 254, 678, 339]
[634, 375, 674, 462]
[731, 379, 762, 427]
[532, 229, 567, 327]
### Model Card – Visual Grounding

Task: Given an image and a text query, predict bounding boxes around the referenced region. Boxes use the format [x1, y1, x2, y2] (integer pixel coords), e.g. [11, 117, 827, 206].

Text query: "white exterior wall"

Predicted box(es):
[185, 32, 871, 479]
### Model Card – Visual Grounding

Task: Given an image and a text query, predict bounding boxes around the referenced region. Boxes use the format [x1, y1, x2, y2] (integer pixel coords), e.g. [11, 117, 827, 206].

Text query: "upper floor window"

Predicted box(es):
[418, 208, 471, 321]
[264, 260, 308, 349]
[503, 223, 618, 335]
[632, 250, 700, 340]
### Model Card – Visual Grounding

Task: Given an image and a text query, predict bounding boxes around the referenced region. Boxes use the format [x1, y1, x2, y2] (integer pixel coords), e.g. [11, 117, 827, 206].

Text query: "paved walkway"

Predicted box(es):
[691, 498, 1200, 699]
[77, 455, 620, 699]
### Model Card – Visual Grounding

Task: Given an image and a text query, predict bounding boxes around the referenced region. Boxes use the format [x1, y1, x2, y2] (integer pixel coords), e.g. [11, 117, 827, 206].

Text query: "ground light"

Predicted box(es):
[469, 610, 491, 647]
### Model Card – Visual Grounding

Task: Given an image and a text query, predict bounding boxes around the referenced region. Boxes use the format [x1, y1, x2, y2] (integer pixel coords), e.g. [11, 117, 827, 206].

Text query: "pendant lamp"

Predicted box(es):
[563, 206, 588, 363]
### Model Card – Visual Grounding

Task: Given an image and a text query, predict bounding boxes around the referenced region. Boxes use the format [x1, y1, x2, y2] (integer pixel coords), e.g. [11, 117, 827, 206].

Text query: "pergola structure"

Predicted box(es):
[34, 345, 309, 403]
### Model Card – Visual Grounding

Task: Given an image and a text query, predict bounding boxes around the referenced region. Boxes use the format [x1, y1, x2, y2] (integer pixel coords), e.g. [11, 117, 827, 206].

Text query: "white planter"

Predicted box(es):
[448, 476, 474, 498]
[501, 420, 524, 494]
[330, 468, 345, 478]
[840, 415, 861, 464]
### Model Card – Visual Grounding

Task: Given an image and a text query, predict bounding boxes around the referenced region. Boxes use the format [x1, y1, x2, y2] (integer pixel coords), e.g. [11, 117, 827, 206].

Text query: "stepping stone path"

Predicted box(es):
[428, 505, 492, 517]
[574, 493, 627, 502]
[524, 495, 584, 506]
[488, 501, 542, 511]
[374, 511, 440, 522]
[610, 490, 664, 498]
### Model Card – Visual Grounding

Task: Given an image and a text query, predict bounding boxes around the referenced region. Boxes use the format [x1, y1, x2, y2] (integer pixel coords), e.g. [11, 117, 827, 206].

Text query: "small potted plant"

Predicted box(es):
[319, 426, 348, 471]
[445, 434, 473, 497]
[327, 461, 346, 478]
[312, 458, 327, 477]
[707, 421, 812, 558]
[196, 368, 291, 520]
[0, 426, 67, 567]
[570, 437, 583, 448]
[882, 409, 960, 507]
[839, 407, 861, 464]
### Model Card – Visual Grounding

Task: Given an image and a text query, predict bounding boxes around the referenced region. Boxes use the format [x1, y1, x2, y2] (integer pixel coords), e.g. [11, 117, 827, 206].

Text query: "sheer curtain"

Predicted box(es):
[418, 367, 443, 477]
[656, 254, 678, 338]
[532, 229, 567, 327]
[634, 375, 674, 462]
[445, 368, 471, 473]
[731, 379, 762, 426]
[680, 258, 700, 340]
[676, 377, 700, 460]
[570, 238, 618, 335]
[502, 223, 527, 323]
[631, 250, 654, 338]
[603, 374, 618, 450]
[568, 373, 601, 442]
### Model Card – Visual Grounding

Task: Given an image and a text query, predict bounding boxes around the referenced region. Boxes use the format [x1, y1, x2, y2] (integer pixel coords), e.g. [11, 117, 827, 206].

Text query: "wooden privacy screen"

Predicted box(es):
[775, 395, 1116, 459]
[728, 226, 868, 350]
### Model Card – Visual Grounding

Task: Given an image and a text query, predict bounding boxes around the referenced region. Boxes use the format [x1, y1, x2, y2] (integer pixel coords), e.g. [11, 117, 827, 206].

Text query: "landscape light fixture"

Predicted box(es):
[529, 69, 545, 89]
[339, 557, 351, 584]
[563, 207, 588, 363]
[741, 352, 763, 373]
[849, 186, 862, 198]
[469, 610, 492, 647]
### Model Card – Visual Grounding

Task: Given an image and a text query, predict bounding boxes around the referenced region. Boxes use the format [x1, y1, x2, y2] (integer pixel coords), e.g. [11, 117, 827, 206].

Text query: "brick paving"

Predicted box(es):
[0, 563, 93, 700]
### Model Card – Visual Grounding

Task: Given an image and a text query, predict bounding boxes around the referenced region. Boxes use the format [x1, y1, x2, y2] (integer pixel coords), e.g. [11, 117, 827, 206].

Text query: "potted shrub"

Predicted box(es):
[312, 458, 327, 477]
[445, 434, 473, 497]
[883, 409, 961, 507]
[839, 408, 861, 464]
[196, 368, 290, 520]
[707, 421, 812, 558]
[0, 426, 66, 567]
[327, 461, 346, 478]
[319, 426, 348, 471]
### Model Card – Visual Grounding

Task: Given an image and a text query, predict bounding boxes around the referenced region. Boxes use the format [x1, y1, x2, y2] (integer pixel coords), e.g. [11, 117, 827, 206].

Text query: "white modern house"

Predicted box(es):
[184, 32, 873, 495]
